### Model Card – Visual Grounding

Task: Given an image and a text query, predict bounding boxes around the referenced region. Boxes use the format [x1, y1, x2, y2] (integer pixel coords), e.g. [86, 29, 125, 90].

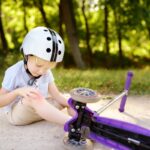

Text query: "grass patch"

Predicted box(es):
[0, 67, 149, 95]
[52, 67, 150, 95]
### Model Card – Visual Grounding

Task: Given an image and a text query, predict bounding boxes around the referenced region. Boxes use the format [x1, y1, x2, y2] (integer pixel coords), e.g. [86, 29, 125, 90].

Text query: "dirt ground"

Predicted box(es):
[0, 95, 150, 150]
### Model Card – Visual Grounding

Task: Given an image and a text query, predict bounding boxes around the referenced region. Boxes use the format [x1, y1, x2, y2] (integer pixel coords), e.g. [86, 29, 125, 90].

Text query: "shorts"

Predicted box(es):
[6, 97, 64, 126]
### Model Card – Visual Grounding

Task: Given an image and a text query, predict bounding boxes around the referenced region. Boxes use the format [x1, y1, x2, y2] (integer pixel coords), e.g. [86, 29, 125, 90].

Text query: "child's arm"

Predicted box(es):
[48, 82, 75, 116]
[0, 88, 18, 107]
[48, 82, 68, 107]
[0, 87, 40, 107]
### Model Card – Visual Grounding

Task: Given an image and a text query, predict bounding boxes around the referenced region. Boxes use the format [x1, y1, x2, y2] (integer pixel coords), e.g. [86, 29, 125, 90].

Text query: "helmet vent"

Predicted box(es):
[47, 37, 51, 41]
[58, 40, 62, 44]
[44, 29, 48, 32]
[58, 50, 61, 55]
[46, 48, 51, 53]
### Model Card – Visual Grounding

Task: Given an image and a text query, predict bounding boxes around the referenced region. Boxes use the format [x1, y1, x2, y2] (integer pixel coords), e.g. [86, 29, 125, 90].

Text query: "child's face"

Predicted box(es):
[27, 56, 56, 77]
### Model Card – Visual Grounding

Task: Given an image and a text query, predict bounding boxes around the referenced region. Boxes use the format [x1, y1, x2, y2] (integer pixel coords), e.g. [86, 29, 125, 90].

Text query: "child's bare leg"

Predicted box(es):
[50, 94, 76, 116]
[22, 97, 71, 125]
[46, 96, 75, 117]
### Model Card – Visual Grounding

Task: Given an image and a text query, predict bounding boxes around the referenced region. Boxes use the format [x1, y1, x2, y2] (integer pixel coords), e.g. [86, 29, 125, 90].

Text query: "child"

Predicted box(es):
[0, 26, 72, 126]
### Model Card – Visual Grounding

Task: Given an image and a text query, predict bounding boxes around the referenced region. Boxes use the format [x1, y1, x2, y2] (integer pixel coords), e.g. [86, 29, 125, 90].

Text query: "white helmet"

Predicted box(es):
[20, 26, 65, 62]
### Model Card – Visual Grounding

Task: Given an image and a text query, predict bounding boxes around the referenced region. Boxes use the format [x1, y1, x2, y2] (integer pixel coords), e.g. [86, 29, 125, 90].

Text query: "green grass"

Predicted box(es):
[52, 67, 150, 95]
[0, 67, 149, 95]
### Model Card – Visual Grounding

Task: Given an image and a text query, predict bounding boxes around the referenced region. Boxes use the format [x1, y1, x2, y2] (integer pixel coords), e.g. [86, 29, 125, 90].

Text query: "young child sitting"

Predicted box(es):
[0, 26, 72, 126]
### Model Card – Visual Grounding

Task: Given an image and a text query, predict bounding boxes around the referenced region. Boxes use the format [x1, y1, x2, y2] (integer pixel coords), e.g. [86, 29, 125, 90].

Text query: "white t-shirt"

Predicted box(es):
[1, 60, 54, 113]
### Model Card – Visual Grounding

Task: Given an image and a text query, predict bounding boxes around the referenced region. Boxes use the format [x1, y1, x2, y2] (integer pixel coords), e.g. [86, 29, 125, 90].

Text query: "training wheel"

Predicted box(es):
[70, 87, 100, 103]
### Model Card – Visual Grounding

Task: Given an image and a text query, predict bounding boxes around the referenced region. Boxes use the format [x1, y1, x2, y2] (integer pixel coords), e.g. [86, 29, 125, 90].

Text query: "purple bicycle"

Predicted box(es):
[64, 72, 150, 150]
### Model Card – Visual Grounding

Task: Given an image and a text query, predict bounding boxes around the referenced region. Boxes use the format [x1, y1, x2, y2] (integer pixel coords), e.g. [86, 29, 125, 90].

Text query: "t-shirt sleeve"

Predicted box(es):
[1, 68, 16, 91]
[46, 70, 55, 84]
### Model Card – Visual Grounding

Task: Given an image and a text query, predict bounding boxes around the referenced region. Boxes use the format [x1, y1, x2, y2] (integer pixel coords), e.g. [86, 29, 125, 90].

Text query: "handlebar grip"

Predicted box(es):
[119, 71, 133, 112]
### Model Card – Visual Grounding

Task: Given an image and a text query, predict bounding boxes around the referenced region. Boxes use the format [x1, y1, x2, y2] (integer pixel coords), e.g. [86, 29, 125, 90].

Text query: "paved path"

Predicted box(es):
[0, 95, 149, 150]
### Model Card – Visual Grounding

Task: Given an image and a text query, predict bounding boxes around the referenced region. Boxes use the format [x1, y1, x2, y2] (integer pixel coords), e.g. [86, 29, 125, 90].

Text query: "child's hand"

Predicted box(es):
[26, 90, 44, 100]
[15, 87, 43, 100]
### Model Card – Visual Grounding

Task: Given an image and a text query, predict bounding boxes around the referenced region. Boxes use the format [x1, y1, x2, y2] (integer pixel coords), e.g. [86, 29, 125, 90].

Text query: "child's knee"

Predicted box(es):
[22, 97, 44, 107]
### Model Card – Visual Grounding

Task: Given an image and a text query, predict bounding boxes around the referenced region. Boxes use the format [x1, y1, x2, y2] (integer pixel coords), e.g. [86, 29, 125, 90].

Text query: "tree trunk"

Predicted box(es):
[117, 27, 123, 61]
[104, 1, 109, 55]
[58, 3, 63, 38]
[104, 1, 110, 68]
[114, 8, 123, 67]
[147, 25, 150, 39]
[33, 0, 49, 27]
[60, 0, 85, 69]
[81, 0, 93, 66]
[0, 2, 8, 55]
[22, 0, 28, 33]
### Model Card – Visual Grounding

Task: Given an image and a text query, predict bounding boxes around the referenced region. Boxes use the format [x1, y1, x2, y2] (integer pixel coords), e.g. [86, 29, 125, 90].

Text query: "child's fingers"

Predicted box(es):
[27, 91, 44, 100]
[28, 88, 40, 94]
[27, 93, 38, 99]
[30, 91, 43, 98]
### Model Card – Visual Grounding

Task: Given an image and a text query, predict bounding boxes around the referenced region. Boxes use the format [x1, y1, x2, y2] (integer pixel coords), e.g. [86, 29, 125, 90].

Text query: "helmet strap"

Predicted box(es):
[21, 48, 41, 83]
[23, 55, 41, 80]
[48, 29, 58, 62]
[24, 62, 41, 79]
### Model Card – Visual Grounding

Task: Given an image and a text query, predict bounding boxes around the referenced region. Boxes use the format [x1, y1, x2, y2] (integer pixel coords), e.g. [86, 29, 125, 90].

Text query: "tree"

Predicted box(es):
[22, 0, 28, 33]
[0, 0, 8, 55]
[111, 0, 123, 64]
[33, 0, 49, 27]
[104, 0, 109, 55]
[60, 0, 85, 69]
[109, 0, 131, 66]
[140, 0, 150, 39]
[81, 0, 93, 66]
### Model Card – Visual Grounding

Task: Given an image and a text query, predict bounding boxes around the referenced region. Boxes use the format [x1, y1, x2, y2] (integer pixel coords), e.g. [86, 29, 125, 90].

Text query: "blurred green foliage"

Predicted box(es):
[0, 0, 150, 68]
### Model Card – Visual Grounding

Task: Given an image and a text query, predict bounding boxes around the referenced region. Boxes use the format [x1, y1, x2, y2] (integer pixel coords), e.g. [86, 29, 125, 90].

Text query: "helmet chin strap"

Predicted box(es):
[24, 63, 41, 79]
[22, 55, 41, 86]
[21, 49, 41, 78]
